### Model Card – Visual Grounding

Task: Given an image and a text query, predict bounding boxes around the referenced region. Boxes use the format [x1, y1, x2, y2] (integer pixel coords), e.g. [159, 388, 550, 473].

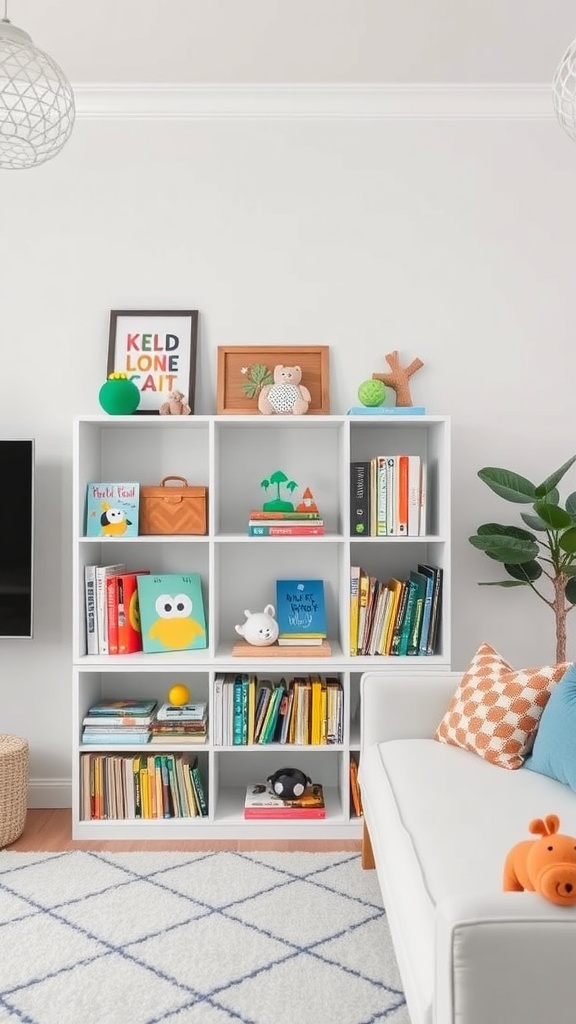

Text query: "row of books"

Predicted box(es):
[81, 698, 208, 745]
[350, 455, 426, 537]
[350, 564, 442, 656]
[213, 673, 344, 746]
[84, 566, 207, 655]
[244, 782, 326, 819]
[79, 752, 208, 820]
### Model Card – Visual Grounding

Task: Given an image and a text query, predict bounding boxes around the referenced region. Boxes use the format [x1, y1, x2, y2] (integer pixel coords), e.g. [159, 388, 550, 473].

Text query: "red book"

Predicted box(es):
[106, 576, 120, 654]
[115, 571, 150, 654]
[397, 454, 409, 536]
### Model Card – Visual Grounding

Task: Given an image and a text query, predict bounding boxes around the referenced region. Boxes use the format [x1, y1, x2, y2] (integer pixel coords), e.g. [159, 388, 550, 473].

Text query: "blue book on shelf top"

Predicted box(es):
[275, 579, 327, 638]
[85, 482, 139, 537]
[347, 407, 427, 416]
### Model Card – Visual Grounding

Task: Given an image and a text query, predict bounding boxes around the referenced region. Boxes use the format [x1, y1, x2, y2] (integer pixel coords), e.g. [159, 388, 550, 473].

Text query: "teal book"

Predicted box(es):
[85, 482, 139, 538]
[275, 579, 327, 640]
[136, 572, 207, 654]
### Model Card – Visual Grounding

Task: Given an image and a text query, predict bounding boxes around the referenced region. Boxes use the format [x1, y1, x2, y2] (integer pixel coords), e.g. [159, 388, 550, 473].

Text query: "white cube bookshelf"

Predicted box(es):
[72, 413, 450, 839]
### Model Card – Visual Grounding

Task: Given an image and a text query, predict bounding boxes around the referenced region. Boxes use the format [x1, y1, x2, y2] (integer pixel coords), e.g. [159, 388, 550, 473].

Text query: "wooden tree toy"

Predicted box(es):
[372, 351, 424, 407]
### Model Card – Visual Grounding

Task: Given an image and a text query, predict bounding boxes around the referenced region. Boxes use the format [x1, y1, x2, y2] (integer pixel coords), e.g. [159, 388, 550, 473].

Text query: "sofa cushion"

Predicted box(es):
[525, 663, 576, 789]
[434, 642, 568, 769]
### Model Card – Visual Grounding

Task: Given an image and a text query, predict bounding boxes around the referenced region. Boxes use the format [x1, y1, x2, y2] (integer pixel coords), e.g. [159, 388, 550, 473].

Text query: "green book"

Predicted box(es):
[407, 570, 428, 656]
[397, 579, 418, 656]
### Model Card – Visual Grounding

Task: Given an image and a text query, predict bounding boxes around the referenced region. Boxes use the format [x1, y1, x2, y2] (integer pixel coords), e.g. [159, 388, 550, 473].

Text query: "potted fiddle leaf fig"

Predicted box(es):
[469, 455, 576, 664]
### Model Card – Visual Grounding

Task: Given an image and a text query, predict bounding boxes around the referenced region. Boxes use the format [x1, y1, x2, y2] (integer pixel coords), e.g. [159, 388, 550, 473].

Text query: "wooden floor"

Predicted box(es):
[7, 809, 362, 853]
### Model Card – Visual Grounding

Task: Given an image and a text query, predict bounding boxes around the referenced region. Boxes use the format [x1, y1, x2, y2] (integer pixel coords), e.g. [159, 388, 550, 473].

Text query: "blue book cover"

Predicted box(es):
[347, 407, 426, 416]
[136, 572, 207, 653]
[86, 482, 140, 538]
[275, 579, 327, 638]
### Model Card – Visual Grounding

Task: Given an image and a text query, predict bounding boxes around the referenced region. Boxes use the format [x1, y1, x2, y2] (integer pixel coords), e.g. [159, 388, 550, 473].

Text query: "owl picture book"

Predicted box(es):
[136, 572, 207, 654]
[85, 482, 140, 538]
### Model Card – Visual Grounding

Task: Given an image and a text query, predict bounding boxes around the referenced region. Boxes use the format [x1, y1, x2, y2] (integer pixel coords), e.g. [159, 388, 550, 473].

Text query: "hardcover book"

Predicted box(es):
[275, 578, 327, 644]
[156, 702, 207, 721]
[136, 573, 207, 654]
[244, 782, 326, 819]
[84, 698, 158, 718]
[85, 482, 140, 538]
[248, 524, 325, 536]
[350, 461, 370, 536]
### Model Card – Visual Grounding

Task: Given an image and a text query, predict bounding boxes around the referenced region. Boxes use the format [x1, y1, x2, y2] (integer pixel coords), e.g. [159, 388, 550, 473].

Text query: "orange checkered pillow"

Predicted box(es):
[435, 643, 569, 770]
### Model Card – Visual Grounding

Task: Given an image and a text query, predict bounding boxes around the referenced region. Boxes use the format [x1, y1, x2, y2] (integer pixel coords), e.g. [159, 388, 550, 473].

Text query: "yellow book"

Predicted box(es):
[310, 674, 323, 745]
[349, 565, 361, 655]
[320, 682, 328, 745]
[381, 578, 404, 655]
[357, 570, 370, 654]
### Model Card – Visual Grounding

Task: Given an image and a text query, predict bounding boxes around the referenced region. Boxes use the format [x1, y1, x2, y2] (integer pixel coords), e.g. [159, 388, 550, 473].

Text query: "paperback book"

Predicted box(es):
[275, 578, 327, 645]
[83, 698, 158, 718]
[136, 573, 207, 653]
[248, 524, 325, 536]
[156, 702, 208, 721]
[85, 482, 140, 538]
[244, 782, 326, 819]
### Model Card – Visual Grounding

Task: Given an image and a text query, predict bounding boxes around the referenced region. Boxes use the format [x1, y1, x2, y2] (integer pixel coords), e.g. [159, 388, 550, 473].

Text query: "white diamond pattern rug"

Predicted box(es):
[0, 850, 408, 1024]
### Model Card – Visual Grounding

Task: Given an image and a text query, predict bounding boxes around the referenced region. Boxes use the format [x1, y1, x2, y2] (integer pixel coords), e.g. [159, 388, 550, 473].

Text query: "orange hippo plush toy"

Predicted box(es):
[503, 814, 576, 907]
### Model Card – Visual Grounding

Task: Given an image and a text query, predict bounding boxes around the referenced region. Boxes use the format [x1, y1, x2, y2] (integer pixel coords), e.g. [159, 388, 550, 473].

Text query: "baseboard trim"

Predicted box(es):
[73, 83, 553, 121]
[28, 779, 71, 809]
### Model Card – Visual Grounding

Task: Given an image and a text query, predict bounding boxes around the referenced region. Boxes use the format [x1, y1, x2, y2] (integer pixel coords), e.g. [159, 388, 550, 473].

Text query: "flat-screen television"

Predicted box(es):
[0, 440, 34, 638]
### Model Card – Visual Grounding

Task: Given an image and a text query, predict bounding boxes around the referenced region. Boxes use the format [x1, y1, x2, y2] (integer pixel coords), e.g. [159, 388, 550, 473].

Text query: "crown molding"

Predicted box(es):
[73, 83, 553, 121]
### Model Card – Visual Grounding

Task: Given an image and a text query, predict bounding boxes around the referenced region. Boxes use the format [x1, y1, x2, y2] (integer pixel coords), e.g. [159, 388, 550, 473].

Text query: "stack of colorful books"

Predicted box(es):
[81, 698, 157, 745]
[149, 701, 208, 744]
[247, 505, 324, 537]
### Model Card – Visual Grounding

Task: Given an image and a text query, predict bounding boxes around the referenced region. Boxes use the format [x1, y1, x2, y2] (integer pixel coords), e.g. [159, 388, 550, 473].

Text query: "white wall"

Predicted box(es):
[2, 105, 576, 803]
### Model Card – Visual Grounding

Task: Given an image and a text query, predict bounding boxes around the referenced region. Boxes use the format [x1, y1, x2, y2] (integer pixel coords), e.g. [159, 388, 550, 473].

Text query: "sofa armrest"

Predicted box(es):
[436, 893, 576, 1024]
[360, 671, 460, 750]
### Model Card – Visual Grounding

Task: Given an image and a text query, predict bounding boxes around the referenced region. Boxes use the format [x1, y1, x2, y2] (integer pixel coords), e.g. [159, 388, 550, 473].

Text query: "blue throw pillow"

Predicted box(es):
[525, 663, 576, 789]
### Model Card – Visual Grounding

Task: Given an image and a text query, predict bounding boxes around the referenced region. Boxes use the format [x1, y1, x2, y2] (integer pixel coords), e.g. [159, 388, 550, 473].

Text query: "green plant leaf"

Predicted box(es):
[566, 492, 576, 519]
[478, 580, 528, 587]
[477, 467, 536, 503]
[563, 565, 576, 577]
[559, 527, 576, 554]
[503, 560, 542, 582]
[535, 455, 576, 497]
[476, 522, 536, 542]
[566, 578, 576, 605]
[520, 511, 549, 531]
[469, 533, 539, 563]
[533, 501, 573, 529]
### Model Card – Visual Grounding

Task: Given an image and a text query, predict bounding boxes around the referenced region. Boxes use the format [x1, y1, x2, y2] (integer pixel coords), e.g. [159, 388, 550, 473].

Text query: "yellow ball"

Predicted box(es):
[168, 683, 190, 706]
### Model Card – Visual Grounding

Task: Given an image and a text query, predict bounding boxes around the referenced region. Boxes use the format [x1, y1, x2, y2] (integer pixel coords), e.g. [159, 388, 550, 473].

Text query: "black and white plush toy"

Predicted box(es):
[267, 767, 311, 800]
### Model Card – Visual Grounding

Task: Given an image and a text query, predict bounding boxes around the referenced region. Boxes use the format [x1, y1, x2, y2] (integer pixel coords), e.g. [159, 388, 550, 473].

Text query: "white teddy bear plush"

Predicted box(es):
[235, 605, 279, 646]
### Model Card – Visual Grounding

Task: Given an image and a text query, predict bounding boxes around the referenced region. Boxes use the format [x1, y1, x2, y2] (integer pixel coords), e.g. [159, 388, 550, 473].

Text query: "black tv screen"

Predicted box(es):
[0, 440, 34, 638]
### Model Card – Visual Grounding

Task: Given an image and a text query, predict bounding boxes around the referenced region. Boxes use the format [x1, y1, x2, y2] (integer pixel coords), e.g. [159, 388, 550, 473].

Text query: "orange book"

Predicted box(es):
[397, 455, 409, 536]
[349, 759, 362, 817]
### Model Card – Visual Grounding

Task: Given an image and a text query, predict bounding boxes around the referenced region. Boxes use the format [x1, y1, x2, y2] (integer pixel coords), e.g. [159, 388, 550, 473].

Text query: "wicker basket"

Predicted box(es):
[0, 735, 28, 848]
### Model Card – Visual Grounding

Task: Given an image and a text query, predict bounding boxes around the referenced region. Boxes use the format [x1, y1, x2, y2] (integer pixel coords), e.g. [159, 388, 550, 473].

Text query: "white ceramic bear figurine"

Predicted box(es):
[234, 605, 279, 646]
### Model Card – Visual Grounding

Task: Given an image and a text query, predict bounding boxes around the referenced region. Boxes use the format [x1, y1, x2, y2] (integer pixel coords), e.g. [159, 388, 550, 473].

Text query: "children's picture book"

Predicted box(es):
[156, 702, 208, 721]
[244, 782, 326, 819]
[136, 573, 207, 653]
[83, 698, 158, 719]
[275, 579, 327, 645]
[85, 482, 140, 538]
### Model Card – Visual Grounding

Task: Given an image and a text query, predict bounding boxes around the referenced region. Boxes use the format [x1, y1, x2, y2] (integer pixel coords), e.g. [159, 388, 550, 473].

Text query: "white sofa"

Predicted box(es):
[358, 671, 576, 1024]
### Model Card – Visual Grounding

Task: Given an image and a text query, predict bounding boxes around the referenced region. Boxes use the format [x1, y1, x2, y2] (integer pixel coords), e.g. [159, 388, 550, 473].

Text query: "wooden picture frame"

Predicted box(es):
[107, 310, 198, 415]
[217, 345, 330, 415]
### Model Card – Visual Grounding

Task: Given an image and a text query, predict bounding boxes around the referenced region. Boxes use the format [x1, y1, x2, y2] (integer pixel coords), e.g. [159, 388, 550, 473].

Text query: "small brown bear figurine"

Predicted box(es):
[159, 390, 191, 415]
[503, 814, 576, 906]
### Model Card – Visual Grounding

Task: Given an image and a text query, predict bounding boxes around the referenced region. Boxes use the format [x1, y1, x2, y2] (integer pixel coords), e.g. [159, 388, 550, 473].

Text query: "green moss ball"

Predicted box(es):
[99, 374, 141, 415]
[358, 379, 386, 407]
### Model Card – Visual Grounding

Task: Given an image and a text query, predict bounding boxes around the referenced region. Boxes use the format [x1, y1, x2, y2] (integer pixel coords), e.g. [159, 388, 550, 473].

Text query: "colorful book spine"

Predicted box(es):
[84, 565, 98, 655]
[350, 461, 370, 536]
[249, 510, 321, 520]
[248, 524, 325, 536]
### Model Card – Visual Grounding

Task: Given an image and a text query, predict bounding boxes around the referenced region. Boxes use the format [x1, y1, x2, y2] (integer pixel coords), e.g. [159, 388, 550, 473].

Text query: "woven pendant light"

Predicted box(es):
[0, 5, 75, 170]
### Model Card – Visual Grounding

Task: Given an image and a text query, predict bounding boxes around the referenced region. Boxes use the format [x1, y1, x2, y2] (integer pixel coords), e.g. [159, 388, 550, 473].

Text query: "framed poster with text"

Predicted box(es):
[107, 310, 198, 414]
